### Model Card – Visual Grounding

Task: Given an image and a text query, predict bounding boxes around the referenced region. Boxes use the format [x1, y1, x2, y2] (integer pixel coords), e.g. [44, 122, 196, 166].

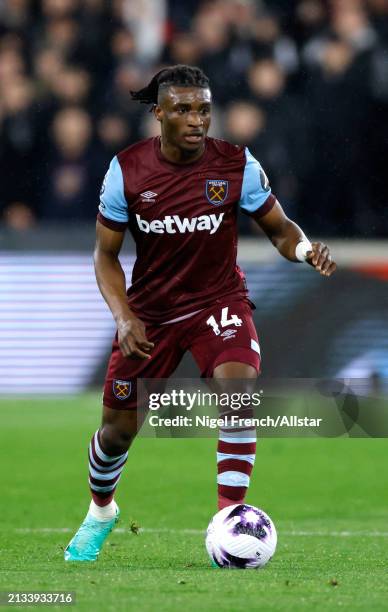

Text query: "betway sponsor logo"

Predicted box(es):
[136, 213, 224, 235]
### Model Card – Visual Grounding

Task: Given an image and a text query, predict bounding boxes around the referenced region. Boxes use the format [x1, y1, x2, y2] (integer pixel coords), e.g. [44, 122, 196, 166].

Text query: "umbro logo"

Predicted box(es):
[221, 328, 237, 340]
[141, 191, 158, 203]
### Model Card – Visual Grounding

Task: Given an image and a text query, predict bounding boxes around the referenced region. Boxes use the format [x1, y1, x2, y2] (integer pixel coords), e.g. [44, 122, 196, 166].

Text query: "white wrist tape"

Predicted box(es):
[295, 240, 312, 262]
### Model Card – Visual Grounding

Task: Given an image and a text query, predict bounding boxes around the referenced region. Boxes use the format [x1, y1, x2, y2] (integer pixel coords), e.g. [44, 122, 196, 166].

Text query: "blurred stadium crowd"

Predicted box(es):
[1, 0, 388, 236]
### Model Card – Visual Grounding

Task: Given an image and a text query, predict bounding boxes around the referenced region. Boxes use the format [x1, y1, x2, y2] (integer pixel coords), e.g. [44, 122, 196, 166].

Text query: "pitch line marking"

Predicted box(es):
[12, 527, 388, 537]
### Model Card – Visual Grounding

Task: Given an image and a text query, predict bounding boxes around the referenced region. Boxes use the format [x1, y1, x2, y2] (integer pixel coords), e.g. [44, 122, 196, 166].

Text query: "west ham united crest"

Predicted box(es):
[206, 179, 229, 205]
[113, 379, 132, 400]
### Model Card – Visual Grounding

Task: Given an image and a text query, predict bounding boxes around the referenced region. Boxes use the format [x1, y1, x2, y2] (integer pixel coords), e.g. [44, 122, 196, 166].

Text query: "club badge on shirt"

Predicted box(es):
[206, 179, 229, 205]
[113, 379, 132, 400]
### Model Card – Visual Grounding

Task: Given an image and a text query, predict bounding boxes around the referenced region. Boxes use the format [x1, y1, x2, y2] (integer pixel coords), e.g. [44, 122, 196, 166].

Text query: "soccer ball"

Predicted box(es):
[205, 504, 277, 569]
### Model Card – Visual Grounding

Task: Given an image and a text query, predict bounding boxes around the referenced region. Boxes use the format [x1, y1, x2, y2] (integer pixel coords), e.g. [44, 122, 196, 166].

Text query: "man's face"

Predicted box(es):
[154, 86, 212, 154]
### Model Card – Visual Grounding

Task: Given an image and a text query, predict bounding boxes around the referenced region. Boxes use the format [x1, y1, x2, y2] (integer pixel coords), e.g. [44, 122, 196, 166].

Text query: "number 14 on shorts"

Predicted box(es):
[206, 307, 243, 336]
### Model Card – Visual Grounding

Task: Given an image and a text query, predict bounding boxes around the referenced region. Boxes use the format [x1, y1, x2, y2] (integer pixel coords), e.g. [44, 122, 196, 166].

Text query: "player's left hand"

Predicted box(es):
[306, 242, 337, 276]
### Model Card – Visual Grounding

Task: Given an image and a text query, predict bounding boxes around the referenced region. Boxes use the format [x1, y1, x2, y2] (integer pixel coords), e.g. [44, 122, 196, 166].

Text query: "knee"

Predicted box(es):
[212, 362, 257, 396]
[100, 422, 135, 455]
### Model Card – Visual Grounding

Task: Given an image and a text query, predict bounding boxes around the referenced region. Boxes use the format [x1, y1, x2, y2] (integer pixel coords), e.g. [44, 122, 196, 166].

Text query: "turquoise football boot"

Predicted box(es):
[64, 505, 120, 561]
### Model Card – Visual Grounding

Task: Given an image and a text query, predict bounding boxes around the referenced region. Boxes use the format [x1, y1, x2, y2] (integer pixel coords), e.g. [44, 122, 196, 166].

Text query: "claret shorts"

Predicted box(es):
[103, 298, 261, 410]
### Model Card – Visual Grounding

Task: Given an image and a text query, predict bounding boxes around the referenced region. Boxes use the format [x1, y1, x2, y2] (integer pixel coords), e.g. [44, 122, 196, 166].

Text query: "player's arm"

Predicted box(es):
[239, 148, 336, 276]
[95, 155, 154, 359]
[94, 221, 154, 359]
[252, 200, 336, 276]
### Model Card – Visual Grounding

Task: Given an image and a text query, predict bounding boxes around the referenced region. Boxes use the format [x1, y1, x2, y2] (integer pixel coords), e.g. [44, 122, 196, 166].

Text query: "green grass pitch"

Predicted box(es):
[1, 394, 388, 611]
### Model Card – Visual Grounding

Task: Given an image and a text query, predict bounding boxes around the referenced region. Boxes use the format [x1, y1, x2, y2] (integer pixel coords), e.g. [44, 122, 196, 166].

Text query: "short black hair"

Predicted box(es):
[131, 64, 210, 106]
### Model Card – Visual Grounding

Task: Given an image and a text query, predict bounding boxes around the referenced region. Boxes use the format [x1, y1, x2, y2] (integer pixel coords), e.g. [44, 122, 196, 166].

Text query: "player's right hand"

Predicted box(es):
[117, 315, 154, 359]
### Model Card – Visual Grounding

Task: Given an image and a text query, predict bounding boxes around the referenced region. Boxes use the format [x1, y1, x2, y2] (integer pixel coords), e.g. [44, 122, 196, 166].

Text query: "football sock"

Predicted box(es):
[88, 430, 128, 507]
[88, 499, 118, 521]
[217, 414, 256, 510]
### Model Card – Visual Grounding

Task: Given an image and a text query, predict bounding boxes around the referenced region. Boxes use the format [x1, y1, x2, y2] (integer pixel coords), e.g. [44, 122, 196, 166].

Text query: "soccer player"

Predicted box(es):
[64, 65, 336, 561]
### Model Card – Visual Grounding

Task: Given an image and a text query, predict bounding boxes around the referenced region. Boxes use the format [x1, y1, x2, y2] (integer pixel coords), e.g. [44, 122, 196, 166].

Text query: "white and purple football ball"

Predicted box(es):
[206, 504, 277, 569]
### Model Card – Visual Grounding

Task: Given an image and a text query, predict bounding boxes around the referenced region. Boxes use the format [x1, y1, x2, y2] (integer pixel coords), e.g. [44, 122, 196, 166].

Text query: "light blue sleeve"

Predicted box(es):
[239, 147, 272, 213]
[98, 156, 128, 222]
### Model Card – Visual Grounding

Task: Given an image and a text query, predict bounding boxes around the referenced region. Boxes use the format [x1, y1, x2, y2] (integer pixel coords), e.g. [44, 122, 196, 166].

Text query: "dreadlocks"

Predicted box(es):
[130, 65, 210, 106]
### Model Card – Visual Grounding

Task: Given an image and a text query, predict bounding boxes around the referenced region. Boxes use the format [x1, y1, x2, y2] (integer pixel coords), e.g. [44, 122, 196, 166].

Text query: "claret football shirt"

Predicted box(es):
[97, 136, 275, 323]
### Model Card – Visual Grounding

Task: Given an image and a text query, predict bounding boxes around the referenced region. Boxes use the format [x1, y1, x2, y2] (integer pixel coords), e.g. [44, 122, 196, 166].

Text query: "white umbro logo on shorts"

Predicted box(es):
[141, 191, 157, 203]
[221, 328, 237, 340]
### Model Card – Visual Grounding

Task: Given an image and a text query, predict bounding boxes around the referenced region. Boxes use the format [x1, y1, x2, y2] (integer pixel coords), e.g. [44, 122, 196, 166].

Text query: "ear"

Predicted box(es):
[154, 105, 163, 122]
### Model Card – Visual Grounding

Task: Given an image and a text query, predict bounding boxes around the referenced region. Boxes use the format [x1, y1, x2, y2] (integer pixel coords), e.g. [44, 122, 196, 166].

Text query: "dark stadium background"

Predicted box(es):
[0, 0, 387, 395]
